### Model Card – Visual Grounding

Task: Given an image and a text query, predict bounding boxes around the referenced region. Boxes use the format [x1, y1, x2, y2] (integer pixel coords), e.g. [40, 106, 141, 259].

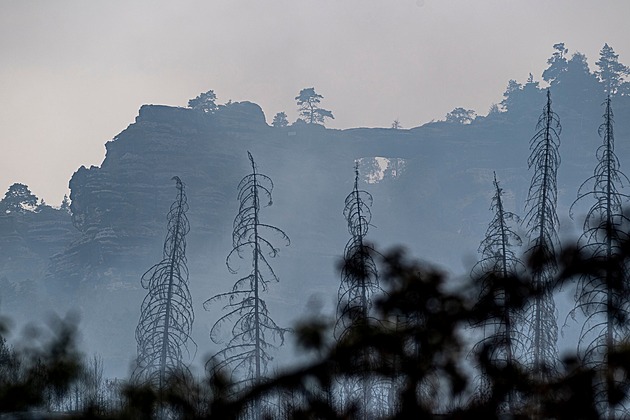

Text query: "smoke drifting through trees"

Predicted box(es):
[569, 97, 630, 417]
[204, 151, 289, 419]
[523, 90, 561, 380]
[133, 177, 194, 390]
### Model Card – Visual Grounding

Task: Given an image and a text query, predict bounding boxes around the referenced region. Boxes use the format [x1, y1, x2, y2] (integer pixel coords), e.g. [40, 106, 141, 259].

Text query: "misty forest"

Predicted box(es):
[3, 43, 630, 419]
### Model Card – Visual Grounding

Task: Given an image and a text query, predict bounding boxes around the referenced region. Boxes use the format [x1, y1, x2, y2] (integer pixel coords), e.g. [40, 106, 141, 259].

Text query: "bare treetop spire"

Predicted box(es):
[523, 89, 561, 380]
[133, 176, 195, 390]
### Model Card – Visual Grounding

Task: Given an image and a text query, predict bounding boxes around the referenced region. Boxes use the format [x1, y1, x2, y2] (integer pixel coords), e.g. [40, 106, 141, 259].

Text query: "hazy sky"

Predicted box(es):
[1, 0, 629, 204]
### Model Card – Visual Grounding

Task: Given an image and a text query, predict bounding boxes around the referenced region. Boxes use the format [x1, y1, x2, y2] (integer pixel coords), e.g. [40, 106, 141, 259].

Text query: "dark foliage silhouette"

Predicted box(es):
[596, 44, 630, 96]
[6, 235, 630, 418]
[188, 90, 218, 113]
[295, 87, 334, 125]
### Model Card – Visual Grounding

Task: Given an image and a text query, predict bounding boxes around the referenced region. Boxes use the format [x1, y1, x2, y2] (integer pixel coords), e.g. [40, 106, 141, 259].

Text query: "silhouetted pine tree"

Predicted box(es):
[568, 96, 630, 418]
[471, 173, 526, 410]
[133, 177, 194, 390]
[335, 164, 388, 419]
[523, 90, 561, 380]
[204, 152, 289, 420]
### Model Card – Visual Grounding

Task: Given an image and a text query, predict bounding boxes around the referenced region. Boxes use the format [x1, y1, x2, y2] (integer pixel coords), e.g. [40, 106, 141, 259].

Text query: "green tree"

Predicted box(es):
[0, 183, 38, 214]
[295, 87, 334, 125]
[188, 90, 218, 113]
[595, 43, 630, 96]
[542, 42, 569, 84]
[60, 194, 71, 214]
[445, 107, 476, 124]
[271, 112, 289, 128]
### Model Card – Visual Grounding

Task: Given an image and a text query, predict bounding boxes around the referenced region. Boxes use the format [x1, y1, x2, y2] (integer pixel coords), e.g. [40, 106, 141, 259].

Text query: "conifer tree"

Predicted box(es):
[335, 164, 380, 340]
[569, 97, 630, 418]
[595, 44, 630, 96]
[523, 90, 561, 380]
[204, 152, 289, 419]
[335, 164, 387, 419]
[295, 87, 334, 125]
[471, 173, 526, 409]
[133, 177, 194, 390]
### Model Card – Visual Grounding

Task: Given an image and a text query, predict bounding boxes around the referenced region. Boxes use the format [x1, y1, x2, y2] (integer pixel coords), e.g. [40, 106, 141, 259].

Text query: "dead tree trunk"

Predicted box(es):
[523, 90, 561, 382]
[335, 164, 388, 419]
[134, 176, 195, 390]
[569, 96, 630, 418]
[205, 152, 289, 420]
[471, 173, 526, 411]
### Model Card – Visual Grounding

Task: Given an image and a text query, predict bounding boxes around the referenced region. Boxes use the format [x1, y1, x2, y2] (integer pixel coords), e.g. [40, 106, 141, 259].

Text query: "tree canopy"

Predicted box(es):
[188, 90, 218, 113]
[596, 43, 630, 95]
[542, 43, 569, 84]
[445, 107, 476, 124]
[271, 111, 289, 128]
[295, 87, 334, 125]
[0, 183, 38, 214]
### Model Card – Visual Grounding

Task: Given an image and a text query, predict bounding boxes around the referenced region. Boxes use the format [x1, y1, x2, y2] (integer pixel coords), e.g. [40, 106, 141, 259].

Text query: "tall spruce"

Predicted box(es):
[471, 173, 526, 409]
[204, 152, 289, 419]
[335, 164, 387, 419]
[569, 97, 630, 418]
[133, 177, 194, 389]
[523, 89, 561, 379]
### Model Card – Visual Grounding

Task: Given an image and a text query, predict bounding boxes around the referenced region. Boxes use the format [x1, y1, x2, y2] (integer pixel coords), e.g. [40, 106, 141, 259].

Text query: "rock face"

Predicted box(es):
[2, 91, 630, 375]
[0, 206, 76, 284]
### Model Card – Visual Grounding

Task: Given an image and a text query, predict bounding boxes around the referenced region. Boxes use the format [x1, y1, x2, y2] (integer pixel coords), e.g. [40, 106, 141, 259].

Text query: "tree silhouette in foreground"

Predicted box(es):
[204, 151, 289, 419]
[220, 244, 609, 419]
[334, 164, 388, 418]
[523, 89, 561, 380]
[569, 96, 630, 418]
[470, 173, 526, 411]
[133, 177, 195, 390]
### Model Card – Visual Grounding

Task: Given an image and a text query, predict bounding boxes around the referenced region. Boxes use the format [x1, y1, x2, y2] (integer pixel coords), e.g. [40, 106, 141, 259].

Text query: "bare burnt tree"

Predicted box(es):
[523, 89, 561, 380]
[204, 152, 289, 419]
[568, 96, 630, 418]
[335, 164, 388, 419]
[133, 177, 194, 390]
[335, 164, 380, 340]
[470, 173, 527, 410]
